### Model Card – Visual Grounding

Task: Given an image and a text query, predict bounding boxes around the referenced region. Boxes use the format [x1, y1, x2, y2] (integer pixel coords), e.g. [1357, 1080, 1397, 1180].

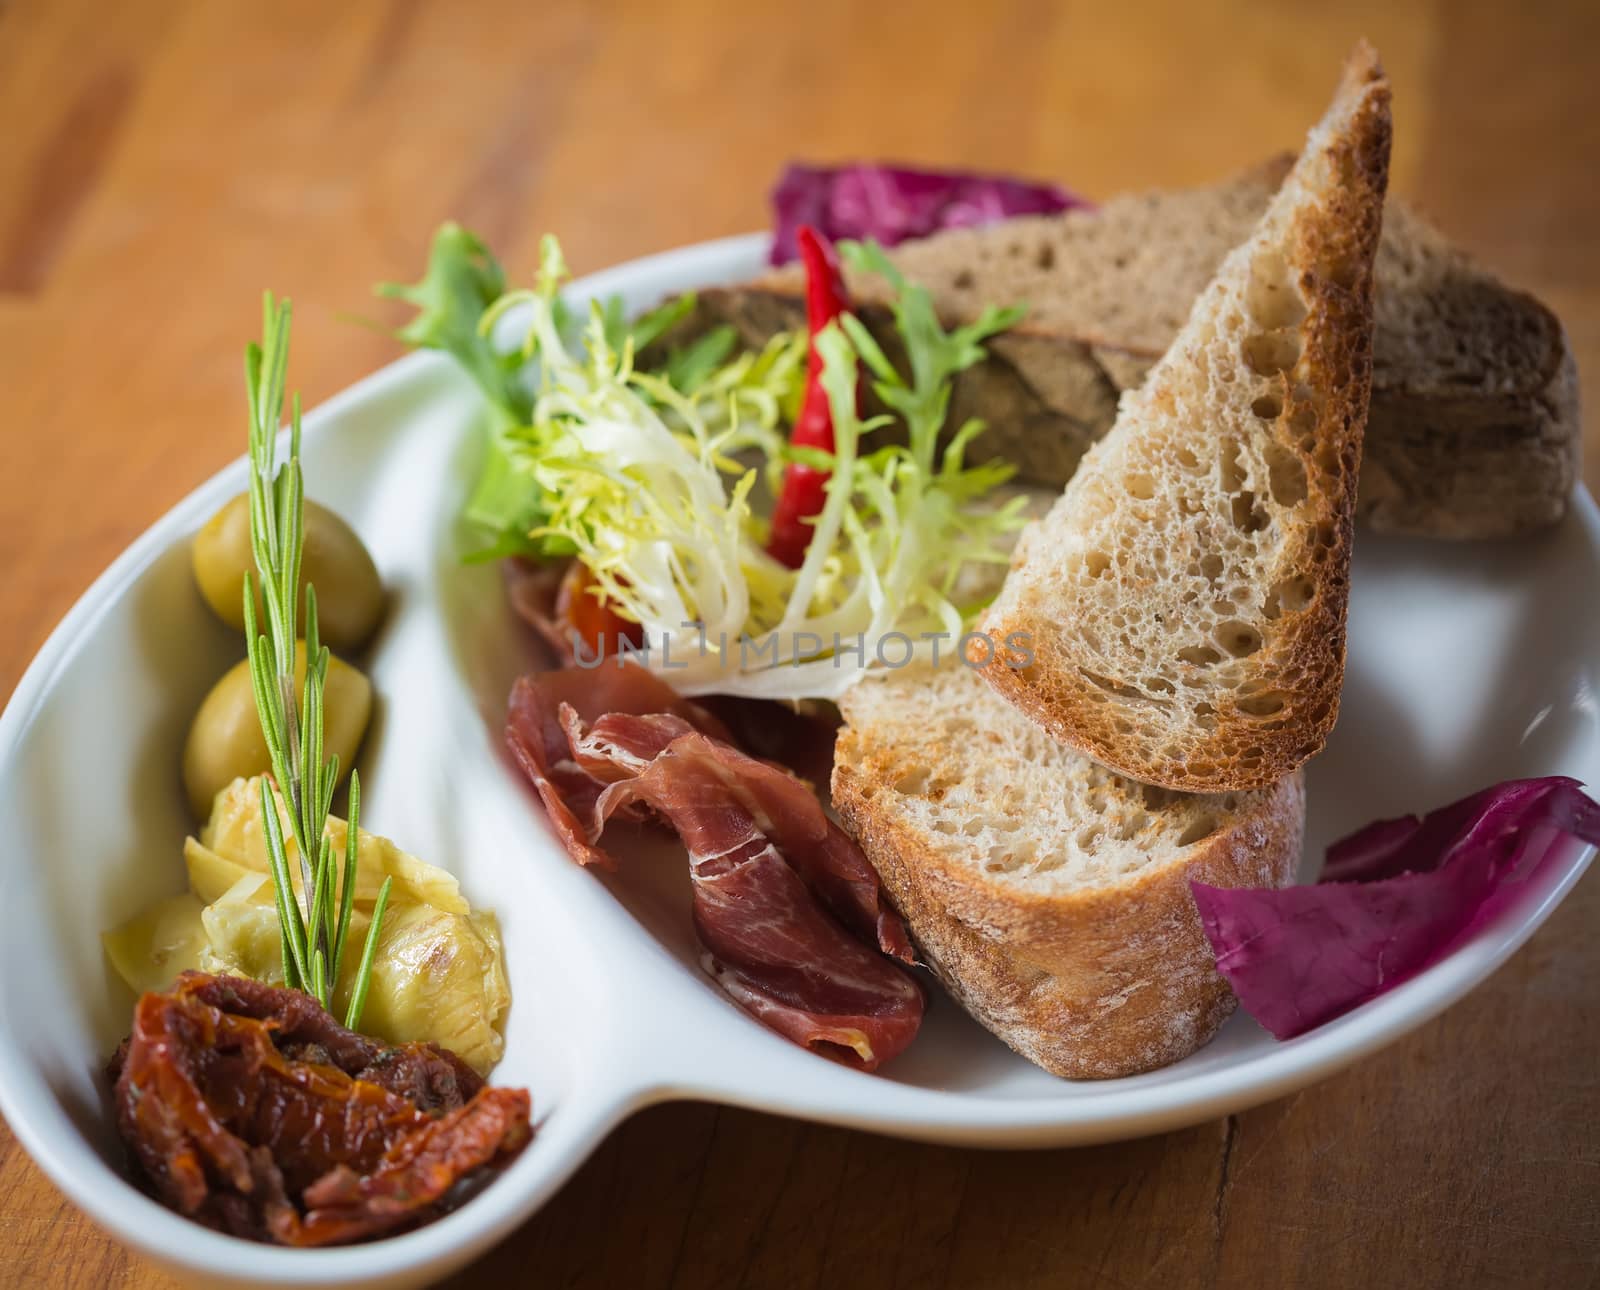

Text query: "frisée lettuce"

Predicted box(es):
[380, 227, 743, 562]
[385, 226, 1028, 700]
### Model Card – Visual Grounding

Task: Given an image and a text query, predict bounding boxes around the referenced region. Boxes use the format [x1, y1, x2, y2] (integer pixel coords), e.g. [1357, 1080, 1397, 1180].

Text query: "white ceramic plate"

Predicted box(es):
[0, 233, 1595, 1289]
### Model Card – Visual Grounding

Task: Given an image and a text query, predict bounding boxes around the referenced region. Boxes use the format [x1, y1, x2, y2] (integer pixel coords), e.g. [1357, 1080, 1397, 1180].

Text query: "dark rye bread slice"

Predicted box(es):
[833, 663, 1304, 1079]
[690, 162, 1577, 543]
[977, 44, 1391, 795]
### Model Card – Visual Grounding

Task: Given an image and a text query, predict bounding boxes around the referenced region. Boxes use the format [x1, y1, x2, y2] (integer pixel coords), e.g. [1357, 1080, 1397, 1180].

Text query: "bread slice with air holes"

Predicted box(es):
[975, 44, 1392, 794]
[832, 662, 1304, 1079]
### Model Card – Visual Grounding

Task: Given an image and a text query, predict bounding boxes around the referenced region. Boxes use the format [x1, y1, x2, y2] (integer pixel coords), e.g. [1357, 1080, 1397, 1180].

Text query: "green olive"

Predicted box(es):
[183, 644, 373, 819]
[192, 494, 384, 652]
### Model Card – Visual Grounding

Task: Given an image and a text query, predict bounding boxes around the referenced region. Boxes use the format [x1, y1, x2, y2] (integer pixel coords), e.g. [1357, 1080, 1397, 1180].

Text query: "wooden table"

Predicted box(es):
[2, 1, 1597, 1285]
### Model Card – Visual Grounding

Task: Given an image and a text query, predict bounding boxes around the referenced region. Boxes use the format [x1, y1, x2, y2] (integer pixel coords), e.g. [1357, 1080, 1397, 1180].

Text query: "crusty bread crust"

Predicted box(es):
[832, 722, 1304, 1080]
[976, 45, 1391, 794]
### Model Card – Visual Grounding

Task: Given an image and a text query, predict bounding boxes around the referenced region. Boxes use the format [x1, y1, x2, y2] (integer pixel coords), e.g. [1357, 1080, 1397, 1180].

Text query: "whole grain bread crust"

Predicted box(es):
[832, 749, 1305, 1079]
[687, 126, 1576, 540]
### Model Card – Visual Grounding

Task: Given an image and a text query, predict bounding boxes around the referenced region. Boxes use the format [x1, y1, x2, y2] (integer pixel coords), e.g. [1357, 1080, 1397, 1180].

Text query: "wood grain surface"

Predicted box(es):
[2, 1, 1597, 1286]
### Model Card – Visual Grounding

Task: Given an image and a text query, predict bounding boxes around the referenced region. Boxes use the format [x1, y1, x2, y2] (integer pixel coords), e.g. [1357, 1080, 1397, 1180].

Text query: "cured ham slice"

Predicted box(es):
[504, 665, 730, 869]
[575, 715, 912, 962]
[698, 693, 842, 790]
[505, 667, 924, 1071]
[582, 723, 924, 1068]
[502, 557, 572, 661]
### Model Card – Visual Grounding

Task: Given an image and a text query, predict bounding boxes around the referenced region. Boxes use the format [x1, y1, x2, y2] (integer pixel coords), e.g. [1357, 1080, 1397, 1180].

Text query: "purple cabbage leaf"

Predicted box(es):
[770, 162, 1087, 265]
[1193, 777, 1600, 1040]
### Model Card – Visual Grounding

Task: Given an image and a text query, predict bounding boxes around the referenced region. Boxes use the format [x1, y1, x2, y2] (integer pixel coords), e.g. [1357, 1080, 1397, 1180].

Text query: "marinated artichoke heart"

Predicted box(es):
[103, 777, 509, 1074]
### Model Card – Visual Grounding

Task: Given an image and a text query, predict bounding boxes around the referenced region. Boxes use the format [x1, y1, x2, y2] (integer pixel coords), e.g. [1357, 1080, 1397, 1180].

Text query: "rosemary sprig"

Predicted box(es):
[241, 292, 391, 1028]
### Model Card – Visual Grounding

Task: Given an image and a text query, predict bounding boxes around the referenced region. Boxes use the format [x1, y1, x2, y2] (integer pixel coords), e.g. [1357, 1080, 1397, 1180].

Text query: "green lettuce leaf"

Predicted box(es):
[383, 224, 723, 560]
[378, 223, 530, 423]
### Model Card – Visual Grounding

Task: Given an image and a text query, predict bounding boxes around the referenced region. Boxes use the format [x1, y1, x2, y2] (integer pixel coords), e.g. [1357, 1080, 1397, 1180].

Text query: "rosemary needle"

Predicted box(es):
[242, 293, 391, 1024]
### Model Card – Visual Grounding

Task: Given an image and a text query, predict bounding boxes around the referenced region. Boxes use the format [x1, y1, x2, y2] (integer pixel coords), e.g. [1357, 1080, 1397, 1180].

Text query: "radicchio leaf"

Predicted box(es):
[1193, 777, 1600, 1040]
[770, 163, 1087, 265]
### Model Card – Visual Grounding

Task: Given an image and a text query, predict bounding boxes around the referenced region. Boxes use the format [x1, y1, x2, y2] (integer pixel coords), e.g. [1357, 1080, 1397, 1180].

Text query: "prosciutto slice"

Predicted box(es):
[574, 714, 912, 961]
[698, 693, 842, 790]
[583, 722, 923, 1068]
[505, 669, 924, 1070]
[504, 665, 730, 869]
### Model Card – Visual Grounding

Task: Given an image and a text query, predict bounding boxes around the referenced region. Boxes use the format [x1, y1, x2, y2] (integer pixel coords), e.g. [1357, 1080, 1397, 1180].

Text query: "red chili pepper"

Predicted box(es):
[766, 225, 853, 569]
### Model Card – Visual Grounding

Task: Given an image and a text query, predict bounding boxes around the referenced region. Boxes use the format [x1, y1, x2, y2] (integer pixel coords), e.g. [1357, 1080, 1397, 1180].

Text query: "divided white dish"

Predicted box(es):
[0, 233, 1594, 1289]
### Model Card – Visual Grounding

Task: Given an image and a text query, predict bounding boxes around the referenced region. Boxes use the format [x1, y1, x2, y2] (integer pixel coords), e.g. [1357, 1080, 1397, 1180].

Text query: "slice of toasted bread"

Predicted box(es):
[832, 663, 1303, 1079]
[975, 45, 1391, 794]
[688, 110, 1575, 540]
